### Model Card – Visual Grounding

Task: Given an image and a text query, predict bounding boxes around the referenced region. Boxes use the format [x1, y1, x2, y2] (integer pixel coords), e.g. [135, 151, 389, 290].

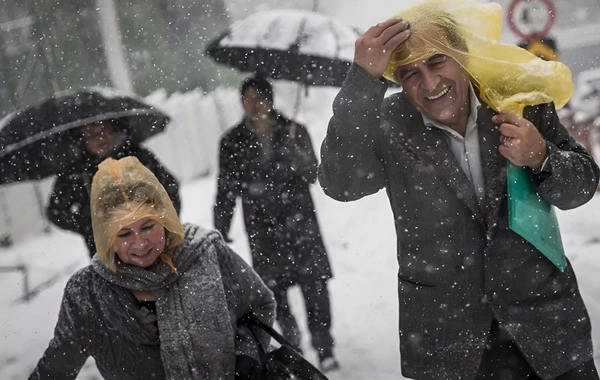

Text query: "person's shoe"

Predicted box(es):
[319, 355, 340, 372]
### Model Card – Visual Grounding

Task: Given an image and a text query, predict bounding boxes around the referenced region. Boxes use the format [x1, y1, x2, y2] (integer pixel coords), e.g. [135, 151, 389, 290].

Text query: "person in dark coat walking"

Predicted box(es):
[47, 120, 181, 257]
[214, 76, 338, 371]
[31, 156, 274, 380]
[319, 2, 600, 379]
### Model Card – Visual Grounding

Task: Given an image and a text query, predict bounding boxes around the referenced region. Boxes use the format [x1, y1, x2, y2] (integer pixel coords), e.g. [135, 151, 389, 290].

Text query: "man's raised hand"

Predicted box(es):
[354, 18, 411, 78]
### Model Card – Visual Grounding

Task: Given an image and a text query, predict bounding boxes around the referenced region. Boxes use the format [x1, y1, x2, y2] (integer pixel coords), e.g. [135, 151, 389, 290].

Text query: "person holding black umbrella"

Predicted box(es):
[0, 87, 181, 257]
[214, 76, 339, 372]
[47, 119, 181, 257]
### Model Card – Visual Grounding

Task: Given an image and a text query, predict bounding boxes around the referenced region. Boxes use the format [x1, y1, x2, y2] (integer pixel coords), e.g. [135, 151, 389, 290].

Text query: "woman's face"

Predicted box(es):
[114, 216, 166, 267]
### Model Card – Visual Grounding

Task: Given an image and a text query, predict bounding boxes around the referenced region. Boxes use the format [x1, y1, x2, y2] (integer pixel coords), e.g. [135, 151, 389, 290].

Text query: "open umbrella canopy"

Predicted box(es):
[0, 87, 169, 184]
[206, 9, 362, 87]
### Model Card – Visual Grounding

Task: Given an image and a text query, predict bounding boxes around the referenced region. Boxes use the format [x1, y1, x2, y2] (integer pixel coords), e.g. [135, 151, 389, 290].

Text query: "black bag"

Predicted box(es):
[240, 314, 329, 380]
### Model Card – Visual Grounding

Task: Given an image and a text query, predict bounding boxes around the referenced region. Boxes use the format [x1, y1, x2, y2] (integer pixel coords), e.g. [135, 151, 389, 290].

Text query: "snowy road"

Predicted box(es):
[2, 173, 600, 379]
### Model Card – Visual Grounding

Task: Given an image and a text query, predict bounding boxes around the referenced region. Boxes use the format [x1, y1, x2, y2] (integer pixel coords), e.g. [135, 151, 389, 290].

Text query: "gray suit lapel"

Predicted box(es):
[405, 117, 485, 226]
[477, 103, 506, 235]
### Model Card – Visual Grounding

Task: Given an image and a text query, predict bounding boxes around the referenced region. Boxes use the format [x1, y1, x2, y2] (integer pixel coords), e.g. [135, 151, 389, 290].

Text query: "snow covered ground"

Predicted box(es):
[2, 165, 600, 380]
[1, 80, 600, 379]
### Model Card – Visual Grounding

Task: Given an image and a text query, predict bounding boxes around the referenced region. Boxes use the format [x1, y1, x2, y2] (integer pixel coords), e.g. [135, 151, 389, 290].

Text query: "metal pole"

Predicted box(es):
[0, 189, 12, 247]
[11, 47, 52, 234]
[0, 265, 29, 300]
[0, 33, 42, 246]
[289, 83, 304, 139]
[14, 44, 38, 104]
[95, 0, 134, 91]
[33, 183, 51, 233]
[22, 266, 30, 301]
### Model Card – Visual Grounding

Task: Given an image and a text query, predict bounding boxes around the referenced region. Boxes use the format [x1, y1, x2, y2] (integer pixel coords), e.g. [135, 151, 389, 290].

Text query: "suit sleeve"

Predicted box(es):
[214, 134, 239, 239]
[318, 64, 389, 202]
[136, 147, 182, 214]
[46, 173, 92, 237]
[526, 102, 600, 209]
[216, 238, 275, 360]
[29, 278, 89, 380]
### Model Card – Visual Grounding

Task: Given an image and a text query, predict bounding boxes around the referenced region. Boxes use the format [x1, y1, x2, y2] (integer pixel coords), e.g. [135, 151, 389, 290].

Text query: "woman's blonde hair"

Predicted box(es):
[90, 156, 184, 272]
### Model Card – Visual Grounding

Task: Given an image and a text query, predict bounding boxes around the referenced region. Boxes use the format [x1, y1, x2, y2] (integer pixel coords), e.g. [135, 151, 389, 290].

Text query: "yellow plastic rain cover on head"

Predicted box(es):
[384, 0, 569, 271]
[90, 156, 184, 272]
[383, 0, 572, 115]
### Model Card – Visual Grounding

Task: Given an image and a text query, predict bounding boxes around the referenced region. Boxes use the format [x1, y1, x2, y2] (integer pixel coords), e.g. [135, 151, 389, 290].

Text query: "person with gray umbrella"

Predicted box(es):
[214, 76, 339, 372]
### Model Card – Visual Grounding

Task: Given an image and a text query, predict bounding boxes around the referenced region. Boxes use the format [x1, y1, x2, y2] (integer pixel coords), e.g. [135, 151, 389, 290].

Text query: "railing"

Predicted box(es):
[0, 265, 30, 301]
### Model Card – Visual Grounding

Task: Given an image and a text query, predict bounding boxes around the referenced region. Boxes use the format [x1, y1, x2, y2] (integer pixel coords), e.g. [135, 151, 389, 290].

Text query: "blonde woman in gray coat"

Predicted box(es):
[30, 156, 275, 380]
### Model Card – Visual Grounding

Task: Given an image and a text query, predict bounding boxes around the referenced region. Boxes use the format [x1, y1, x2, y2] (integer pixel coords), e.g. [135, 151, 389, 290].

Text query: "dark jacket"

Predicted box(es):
[214, 113, 332, 287]
[47, 143, 181, 255]
[319, 65, 600, 380]
[29, 224, 275, 380]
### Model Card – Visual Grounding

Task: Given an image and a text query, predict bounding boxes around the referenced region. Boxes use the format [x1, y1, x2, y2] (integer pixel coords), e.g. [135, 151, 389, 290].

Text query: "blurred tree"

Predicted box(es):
[0, 0, 235, 119]
[116, 0, 240, 94]
[0, 0, 110, 116]
[31, 0, 110, 91]
[0, 1, 48, 114]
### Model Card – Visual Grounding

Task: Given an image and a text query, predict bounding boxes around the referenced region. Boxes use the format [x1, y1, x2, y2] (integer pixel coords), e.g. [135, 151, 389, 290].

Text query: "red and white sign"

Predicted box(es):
[507, 0, 556, 40]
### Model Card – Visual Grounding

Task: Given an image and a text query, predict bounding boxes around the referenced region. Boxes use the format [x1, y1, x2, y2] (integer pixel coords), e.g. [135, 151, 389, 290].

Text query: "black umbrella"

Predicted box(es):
[0, 87, 169, 184]
[206, 9, 362, 87]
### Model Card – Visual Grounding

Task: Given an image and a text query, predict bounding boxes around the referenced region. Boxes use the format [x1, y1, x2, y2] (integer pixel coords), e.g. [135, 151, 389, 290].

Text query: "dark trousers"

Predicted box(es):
[269, 279, 335, 359]
[476, 319, 599, 380]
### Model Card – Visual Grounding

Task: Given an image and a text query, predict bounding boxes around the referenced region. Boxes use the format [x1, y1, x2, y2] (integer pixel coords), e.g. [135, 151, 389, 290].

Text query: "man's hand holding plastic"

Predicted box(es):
[494, 113, 548, 171]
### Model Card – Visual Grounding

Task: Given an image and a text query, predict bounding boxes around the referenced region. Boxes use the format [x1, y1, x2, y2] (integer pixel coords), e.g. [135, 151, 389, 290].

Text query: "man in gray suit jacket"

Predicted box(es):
[319, 14, 600, 380]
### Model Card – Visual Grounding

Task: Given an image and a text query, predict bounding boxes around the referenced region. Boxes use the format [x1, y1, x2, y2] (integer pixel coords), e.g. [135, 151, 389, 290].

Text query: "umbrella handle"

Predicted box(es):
[290, 123, 297, 139]
[289, 83, 305, 139]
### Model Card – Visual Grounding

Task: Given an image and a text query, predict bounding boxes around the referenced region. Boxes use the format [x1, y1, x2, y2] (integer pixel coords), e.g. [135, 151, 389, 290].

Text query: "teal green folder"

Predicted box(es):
[507, 162, 567, 271]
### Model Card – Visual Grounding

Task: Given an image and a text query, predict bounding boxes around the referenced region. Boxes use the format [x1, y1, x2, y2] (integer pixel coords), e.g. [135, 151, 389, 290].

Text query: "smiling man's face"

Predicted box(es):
[396, 54, 471, 131]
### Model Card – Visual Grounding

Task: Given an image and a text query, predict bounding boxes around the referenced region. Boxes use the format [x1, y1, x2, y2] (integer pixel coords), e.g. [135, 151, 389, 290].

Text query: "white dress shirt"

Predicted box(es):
[421, 84, 485, 207]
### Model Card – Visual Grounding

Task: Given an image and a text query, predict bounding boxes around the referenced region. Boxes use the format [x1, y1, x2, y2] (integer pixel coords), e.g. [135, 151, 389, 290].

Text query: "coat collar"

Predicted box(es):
[408, 119, 486, 226]
[397, 94, 505, 230]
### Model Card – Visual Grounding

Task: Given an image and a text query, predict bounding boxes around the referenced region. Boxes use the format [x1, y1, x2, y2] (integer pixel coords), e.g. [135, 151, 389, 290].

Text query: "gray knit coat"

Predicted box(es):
[29, 224, 275, 380]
